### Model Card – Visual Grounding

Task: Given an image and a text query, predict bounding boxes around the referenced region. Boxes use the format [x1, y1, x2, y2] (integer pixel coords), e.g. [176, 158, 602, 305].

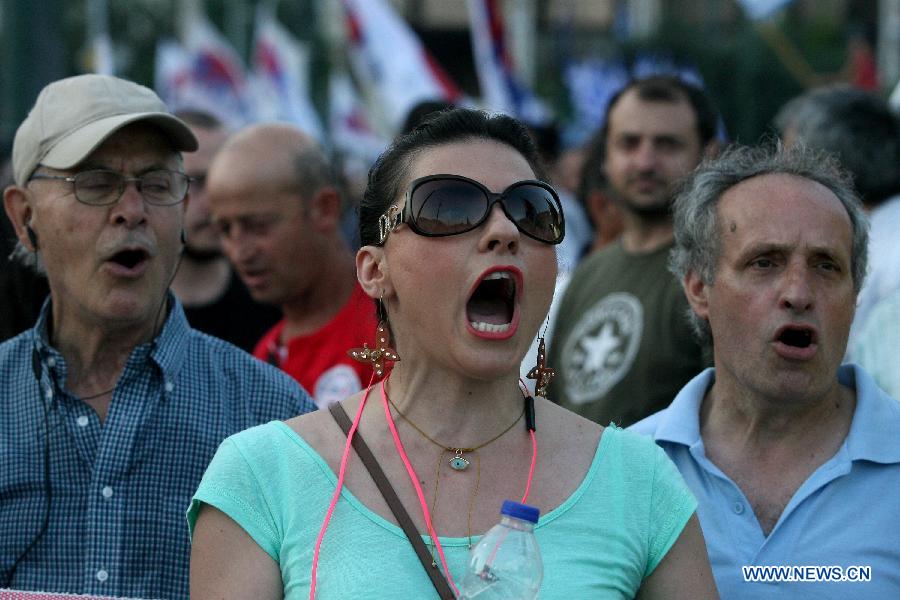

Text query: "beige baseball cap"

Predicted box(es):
[12, 74, 198, 186]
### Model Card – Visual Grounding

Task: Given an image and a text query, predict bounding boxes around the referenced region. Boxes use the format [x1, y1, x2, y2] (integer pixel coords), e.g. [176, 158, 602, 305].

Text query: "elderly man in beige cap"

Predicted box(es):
[0, 74, 313, 599]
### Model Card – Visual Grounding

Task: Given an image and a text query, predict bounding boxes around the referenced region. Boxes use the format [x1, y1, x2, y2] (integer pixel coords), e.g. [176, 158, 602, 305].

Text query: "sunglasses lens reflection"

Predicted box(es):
[411, 179, 486, 235]
[410, 178, 562, 243]
[504, 184, 563, 243]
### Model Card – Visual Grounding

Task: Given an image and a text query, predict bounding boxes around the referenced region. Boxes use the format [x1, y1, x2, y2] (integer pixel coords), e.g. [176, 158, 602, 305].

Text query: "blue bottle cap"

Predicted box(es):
[501, 500, 540, 523]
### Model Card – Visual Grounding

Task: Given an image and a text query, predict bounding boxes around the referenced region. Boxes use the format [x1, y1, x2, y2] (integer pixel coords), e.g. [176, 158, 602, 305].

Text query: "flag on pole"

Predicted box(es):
[250, 6, 324, 140]
[340, 0, 461, 134]
[329, 72, 390, 165]
[154, 14, 251, 127]
[466, 0, 549, 124]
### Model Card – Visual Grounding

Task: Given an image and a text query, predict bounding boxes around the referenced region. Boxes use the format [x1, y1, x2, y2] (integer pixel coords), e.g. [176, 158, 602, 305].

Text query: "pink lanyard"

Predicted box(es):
[310, 378, 538, 598]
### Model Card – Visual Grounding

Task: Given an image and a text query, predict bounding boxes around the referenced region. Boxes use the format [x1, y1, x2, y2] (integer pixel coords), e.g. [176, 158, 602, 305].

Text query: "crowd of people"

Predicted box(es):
[1, 68, 899, 600]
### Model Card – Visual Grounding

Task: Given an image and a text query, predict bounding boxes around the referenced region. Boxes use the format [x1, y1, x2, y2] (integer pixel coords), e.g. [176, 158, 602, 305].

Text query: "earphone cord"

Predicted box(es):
[3, 353, 55, 588]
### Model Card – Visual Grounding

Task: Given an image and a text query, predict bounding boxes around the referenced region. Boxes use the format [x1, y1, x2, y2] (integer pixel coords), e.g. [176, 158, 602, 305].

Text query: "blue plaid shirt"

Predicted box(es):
[0, 296, 315, 599]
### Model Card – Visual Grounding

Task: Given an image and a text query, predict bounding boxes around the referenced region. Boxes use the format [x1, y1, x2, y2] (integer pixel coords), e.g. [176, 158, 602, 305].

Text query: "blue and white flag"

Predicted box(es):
[251, 6, 324, 140]
[329, 72, 390, 165]
[341, 0, 461, 135]
[466, 0, 549, 125]
[562, 57, 629, 145]
[154, 14, 251, 128]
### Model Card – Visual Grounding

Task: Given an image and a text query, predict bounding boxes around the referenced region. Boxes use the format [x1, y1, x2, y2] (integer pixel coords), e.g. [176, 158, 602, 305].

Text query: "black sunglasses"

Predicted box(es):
[379, 174, 565, 245]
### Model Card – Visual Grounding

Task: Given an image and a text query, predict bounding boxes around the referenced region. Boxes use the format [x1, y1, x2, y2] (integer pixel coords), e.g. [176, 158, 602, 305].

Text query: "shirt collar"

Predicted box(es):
[32, 296, 55, 356]
[841, 363, 900, 464]
[31, 292, 192, 388]
[652, 365, 900, 465]
[651, 367, 714, 447]
[147, 293, 191, 384]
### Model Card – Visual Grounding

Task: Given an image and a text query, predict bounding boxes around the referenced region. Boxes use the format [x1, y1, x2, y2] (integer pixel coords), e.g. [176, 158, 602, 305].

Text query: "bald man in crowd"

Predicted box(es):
[207, 124, 376, 407]
[169, 110, 280, 351]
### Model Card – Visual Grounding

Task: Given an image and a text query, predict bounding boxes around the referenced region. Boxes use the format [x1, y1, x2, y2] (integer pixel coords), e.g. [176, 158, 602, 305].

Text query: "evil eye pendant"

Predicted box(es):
[449, 450, 470, 471]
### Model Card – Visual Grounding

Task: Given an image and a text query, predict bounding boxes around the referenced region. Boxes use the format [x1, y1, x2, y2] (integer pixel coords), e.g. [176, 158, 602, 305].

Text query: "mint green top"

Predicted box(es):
[188, 421, 696, 599]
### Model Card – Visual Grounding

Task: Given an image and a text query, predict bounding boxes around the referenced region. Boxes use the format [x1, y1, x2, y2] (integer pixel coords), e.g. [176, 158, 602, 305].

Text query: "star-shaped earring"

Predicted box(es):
[527, 337, 555, 398]
[348, 321, 400, 378]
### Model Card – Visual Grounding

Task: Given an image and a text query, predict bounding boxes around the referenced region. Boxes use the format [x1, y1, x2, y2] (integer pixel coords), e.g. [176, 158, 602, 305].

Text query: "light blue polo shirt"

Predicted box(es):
[631, 365, 900, 599]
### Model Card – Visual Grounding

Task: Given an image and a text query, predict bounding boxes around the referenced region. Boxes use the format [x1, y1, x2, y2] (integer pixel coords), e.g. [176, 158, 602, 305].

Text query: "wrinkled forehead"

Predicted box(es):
[716, 173, 853, 253]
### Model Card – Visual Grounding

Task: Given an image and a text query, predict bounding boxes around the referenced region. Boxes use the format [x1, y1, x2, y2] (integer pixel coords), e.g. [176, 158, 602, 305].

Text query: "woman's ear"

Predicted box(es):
[356, 245, 392, 300]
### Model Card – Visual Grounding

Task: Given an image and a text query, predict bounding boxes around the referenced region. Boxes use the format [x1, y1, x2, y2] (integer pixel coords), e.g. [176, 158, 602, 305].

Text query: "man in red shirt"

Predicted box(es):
[207, 123, 376, 407]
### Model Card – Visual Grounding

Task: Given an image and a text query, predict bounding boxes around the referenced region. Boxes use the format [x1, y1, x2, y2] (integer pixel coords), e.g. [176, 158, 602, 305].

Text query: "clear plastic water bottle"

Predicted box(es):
[458, 500, 543, 599]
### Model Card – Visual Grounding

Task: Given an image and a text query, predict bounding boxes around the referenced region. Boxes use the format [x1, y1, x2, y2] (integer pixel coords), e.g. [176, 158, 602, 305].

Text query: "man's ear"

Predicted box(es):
[307, 186, 342, 231]
[4, 185, 37, 252]
[683, 269, 710, 322]
[356, 244, 392, 301]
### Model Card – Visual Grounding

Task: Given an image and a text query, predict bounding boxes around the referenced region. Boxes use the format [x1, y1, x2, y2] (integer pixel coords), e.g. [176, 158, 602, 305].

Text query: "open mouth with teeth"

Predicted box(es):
[108, 249, 149, 270]
[467, 271, 517, 336]
[777, 327, 814, 348]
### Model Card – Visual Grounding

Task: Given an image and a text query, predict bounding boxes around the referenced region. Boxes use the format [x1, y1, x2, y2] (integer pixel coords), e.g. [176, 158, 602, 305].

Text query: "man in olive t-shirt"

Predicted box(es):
[548, 76, 718, 426]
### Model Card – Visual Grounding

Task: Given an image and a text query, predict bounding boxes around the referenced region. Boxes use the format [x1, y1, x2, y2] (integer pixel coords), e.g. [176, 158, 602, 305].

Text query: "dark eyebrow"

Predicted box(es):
[653, 134, 684, 144]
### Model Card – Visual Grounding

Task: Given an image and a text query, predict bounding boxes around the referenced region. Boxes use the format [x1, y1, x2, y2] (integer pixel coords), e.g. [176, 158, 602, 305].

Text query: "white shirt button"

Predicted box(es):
[77, 415, 89, 427]
[733, 501, 745, 515]
[164, 381, 175, 392]
[96, 569, 108, 582]
[101, 486, 114, 499]
[45, 388, 53, 401]
[46, 357, 57, 368]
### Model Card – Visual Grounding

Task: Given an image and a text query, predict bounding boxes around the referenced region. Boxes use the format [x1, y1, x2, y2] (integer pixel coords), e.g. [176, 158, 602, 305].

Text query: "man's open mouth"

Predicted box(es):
[776, 325, 816, 349]
[108, 248, 149, 270]
[467, 270, 517, 334]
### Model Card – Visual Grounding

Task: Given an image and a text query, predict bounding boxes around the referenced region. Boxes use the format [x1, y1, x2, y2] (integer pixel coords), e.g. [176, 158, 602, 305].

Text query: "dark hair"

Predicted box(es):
[601, 75, 719, 150]
[400, 100, 456, 135]
[360, 108, 548, 246]
[773, 85, 900, 207]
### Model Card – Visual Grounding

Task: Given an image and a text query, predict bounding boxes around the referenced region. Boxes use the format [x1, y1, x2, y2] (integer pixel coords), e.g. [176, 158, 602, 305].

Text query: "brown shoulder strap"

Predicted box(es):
[328, 402, 455, 599]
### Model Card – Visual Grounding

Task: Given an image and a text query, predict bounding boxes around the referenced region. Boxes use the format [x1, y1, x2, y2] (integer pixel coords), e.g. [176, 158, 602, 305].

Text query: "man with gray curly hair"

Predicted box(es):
[632, 144, 900, 599]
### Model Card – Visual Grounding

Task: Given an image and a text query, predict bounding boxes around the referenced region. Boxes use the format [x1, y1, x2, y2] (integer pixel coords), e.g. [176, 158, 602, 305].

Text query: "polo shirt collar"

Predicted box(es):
[652, 365, 900, 465]
[842, 363, 900, 464]
[651, 367, 714, 447]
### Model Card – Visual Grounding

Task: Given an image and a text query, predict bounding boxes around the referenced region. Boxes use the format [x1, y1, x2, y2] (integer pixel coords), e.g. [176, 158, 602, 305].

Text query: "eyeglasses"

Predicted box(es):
[29, 169, 191, 206]
[379, 174, 565, 245]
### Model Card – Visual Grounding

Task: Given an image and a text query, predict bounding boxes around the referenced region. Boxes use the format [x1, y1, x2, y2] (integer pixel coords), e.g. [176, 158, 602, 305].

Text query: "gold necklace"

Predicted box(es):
[387, 396, 524, 471]
[387, 396, 523, 554]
